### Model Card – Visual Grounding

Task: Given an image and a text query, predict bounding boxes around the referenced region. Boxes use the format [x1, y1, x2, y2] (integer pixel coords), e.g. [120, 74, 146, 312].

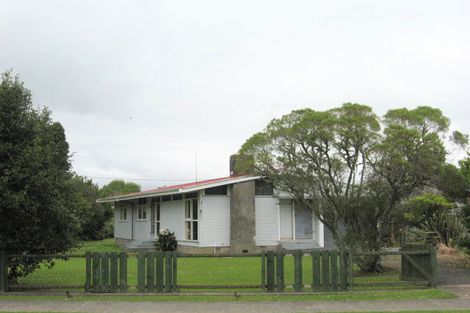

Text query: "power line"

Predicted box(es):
[83, 176, 200, 182]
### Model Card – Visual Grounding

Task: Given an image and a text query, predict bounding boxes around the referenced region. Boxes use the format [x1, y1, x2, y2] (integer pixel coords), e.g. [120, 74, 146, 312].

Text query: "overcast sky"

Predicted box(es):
[1, 0, 469, 190]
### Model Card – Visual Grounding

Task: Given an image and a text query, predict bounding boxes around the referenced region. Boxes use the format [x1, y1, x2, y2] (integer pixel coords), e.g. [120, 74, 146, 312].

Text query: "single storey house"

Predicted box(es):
[97, 157, 334, 254]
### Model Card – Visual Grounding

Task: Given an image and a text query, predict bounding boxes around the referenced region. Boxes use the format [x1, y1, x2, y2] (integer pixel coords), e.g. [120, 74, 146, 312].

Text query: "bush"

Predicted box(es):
[154, 228, 177, 252]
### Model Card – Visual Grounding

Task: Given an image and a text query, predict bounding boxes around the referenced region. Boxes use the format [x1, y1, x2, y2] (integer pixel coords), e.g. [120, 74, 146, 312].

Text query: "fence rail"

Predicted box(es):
[0, 247, 435, 293]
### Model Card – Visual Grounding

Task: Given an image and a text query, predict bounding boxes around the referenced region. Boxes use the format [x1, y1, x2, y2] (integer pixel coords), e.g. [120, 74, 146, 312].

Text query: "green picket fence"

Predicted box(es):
[261, 250, 352, 292]
[0, 248, 434, 293]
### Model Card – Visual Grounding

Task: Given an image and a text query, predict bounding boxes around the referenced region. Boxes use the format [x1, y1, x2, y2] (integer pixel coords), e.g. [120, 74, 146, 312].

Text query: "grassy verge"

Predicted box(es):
[0, 288, 455, 302]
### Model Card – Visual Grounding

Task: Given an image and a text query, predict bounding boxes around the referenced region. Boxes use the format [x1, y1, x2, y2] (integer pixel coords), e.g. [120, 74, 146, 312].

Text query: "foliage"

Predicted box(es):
[239, 104, 460, 272]
[436, 163, 468, 202]
[0, 71, 79, 282]
[66, 175, 114, 240]
[404, 193, 467, 246]
[154, 228, 177, 252]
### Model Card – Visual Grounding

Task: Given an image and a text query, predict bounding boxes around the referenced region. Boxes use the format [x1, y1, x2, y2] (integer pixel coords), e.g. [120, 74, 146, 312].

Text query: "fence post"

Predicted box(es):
[102, 253, 109, 292]
[430, 246, 437, 287]
[92, 252, 101, 293]
[137, 252, 146, 292]
[172, 251, 178, 292]
[321, 251, 330, 291]
[311, 251, 321, 291]
[275, 251, 285, 291]
[85, 252, 91, 292]
[165, 252, 172, 293]
[110, 252, 118, 293]
[348, 250, 353, 291]
[331, 250, 338, 291]
[119, 252, 128, 292]
[266, 251, 275, 292]
[156, 251, 164, 292]
[0, 251, 7, 293]
[293, 251, 303, 292]
[261, 251, 266, 291]
[147, 252, 155, 292]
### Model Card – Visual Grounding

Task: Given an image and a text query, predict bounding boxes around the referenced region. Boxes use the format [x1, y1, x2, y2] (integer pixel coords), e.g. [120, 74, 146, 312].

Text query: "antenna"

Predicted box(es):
[194, 152, 198, 182]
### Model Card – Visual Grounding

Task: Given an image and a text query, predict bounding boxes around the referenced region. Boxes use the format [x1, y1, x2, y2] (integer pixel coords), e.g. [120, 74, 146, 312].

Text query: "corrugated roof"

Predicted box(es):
[96, 174, 258, 203]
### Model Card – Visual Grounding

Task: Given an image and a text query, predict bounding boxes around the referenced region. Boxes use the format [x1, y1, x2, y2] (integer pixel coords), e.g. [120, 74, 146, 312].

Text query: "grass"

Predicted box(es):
[0, 288, 455, 302]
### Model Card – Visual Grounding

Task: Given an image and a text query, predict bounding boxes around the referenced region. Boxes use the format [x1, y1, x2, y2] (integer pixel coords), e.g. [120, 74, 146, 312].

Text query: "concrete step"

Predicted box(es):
[280, 240, 321, 250]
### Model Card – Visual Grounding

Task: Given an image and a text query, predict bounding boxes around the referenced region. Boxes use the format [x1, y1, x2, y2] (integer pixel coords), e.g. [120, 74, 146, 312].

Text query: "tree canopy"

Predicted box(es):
[240, 103, 464, 271]
[0, 71, 79, 281]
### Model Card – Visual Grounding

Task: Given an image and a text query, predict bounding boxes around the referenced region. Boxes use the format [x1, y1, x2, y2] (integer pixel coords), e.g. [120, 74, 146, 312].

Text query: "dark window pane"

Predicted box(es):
[185, 200, 191, 218]
[255, 180, 273, 196]
[205, 185, 227, 195]
[172, 194, 183, 201]
[192, 199, 198, 219]
[162, 195, 171, 202]
[184, 192, 198, 199]
[156, 203, 160, 221]
[192, 221, 198, 240]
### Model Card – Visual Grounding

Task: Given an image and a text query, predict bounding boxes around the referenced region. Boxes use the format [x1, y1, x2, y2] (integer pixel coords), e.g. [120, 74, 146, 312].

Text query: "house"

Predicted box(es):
[97, 156, 334, 253]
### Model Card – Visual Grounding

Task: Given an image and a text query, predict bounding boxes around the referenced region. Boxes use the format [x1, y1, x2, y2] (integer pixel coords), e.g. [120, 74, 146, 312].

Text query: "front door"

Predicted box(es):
[295, 205, 313, 239]
[280, 200, 293, 240]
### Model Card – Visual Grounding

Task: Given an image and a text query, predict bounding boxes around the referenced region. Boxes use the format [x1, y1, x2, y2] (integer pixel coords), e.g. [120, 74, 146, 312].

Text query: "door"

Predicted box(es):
[295, 205, 313, 239]
[279, 200, 293, 240]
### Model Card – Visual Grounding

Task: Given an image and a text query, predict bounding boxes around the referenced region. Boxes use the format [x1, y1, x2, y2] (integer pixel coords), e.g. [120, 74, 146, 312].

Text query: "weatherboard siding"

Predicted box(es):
[255, 196, 279, 246]
[199, 195, 230, 247]
[114, 203, 132, 240]
[160, 200, 185, 242]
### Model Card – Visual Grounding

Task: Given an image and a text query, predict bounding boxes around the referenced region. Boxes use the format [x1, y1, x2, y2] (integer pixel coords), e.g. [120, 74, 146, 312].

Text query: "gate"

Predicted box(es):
[400, 244, 437, 286]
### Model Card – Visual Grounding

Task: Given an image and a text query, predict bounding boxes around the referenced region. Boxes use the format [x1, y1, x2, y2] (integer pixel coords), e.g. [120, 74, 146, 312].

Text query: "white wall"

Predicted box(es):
[255, 196, 279, 246]
[200, 195, 230, 247]
[114, 202, 132, 239]
[160, 200, 185, 241]
[133, 204, 151, 241]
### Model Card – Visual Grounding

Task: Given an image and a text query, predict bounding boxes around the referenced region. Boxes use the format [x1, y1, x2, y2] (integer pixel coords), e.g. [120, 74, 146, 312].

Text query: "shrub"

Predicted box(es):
[154, 228, 178, 252]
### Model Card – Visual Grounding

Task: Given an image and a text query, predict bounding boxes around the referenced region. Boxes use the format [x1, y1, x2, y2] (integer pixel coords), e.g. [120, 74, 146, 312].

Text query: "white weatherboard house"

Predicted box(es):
[97, 158, 333, 254]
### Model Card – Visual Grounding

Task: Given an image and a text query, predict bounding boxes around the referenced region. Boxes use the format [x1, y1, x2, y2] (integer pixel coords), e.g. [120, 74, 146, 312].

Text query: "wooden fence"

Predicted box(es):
[0, 248, 435, 293]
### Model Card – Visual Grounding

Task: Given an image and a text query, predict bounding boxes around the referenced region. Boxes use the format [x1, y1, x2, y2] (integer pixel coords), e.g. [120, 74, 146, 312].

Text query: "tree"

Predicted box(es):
[240, 104, 457, 272]
[404, 193, 467, 247]
[99, 180, 141, 199]
[0, 71, 79, 282]
[66, 175, 112, 241]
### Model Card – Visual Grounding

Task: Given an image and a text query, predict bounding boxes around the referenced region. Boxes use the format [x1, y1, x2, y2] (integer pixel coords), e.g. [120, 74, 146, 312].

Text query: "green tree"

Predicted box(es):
[240, 104, 457, 272]
[404, 193, 467, 247]
[0, 71, 79, 282]
[66, 175, 113, 240]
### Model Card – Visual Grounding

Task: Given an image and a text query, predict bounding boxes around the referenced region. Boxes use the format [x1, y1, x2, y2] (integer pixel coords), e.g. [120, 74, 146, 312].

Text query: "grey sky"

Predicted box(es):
[1, 0, 469, 189]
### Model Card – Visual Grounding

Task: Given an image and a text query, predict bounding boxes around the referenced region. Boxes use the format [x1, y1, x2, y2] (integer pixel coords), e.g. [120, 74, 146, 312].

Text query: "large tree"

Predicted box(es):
[240, 103, 459, 271]
[0, 71, 79, 282]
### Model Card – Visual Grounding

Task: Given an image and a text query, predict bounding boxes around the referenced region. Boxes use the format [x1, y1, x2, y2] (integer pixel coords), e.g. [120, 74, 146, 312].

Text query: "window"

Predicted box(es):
[161, 195, 171, 202]
[119, 207, 127, 221]
[137, 198, 147, 220]
[172, 194, 183, 201]
[255, 180, 273, 196]
[150, 198, 161, 235]
[184, 198, 198, 240]
[205, 185, 228, 195]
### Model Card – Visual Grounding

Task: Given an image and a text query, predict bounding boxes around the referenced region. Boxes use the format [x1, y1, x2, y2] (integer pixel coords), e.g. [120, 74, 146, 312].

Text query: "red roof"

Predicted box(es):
[98, 174, 256, 202]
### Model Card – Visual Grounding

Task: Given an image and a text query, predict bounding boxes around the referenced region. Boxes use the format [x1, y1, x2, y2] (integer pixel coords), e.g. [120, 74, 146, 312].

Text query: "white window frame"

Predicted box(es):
[184, 196, 199, 241]
[137, 198, 147, 221]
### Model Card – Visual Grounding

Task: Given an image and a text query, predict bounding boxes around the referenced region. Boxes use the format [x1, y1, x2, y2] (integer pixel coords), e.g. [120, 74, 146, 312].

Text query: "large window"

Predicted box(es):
[184, 198, 198, 240]
[137, 198, 147, 220]
[119, 207, 127, 221]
